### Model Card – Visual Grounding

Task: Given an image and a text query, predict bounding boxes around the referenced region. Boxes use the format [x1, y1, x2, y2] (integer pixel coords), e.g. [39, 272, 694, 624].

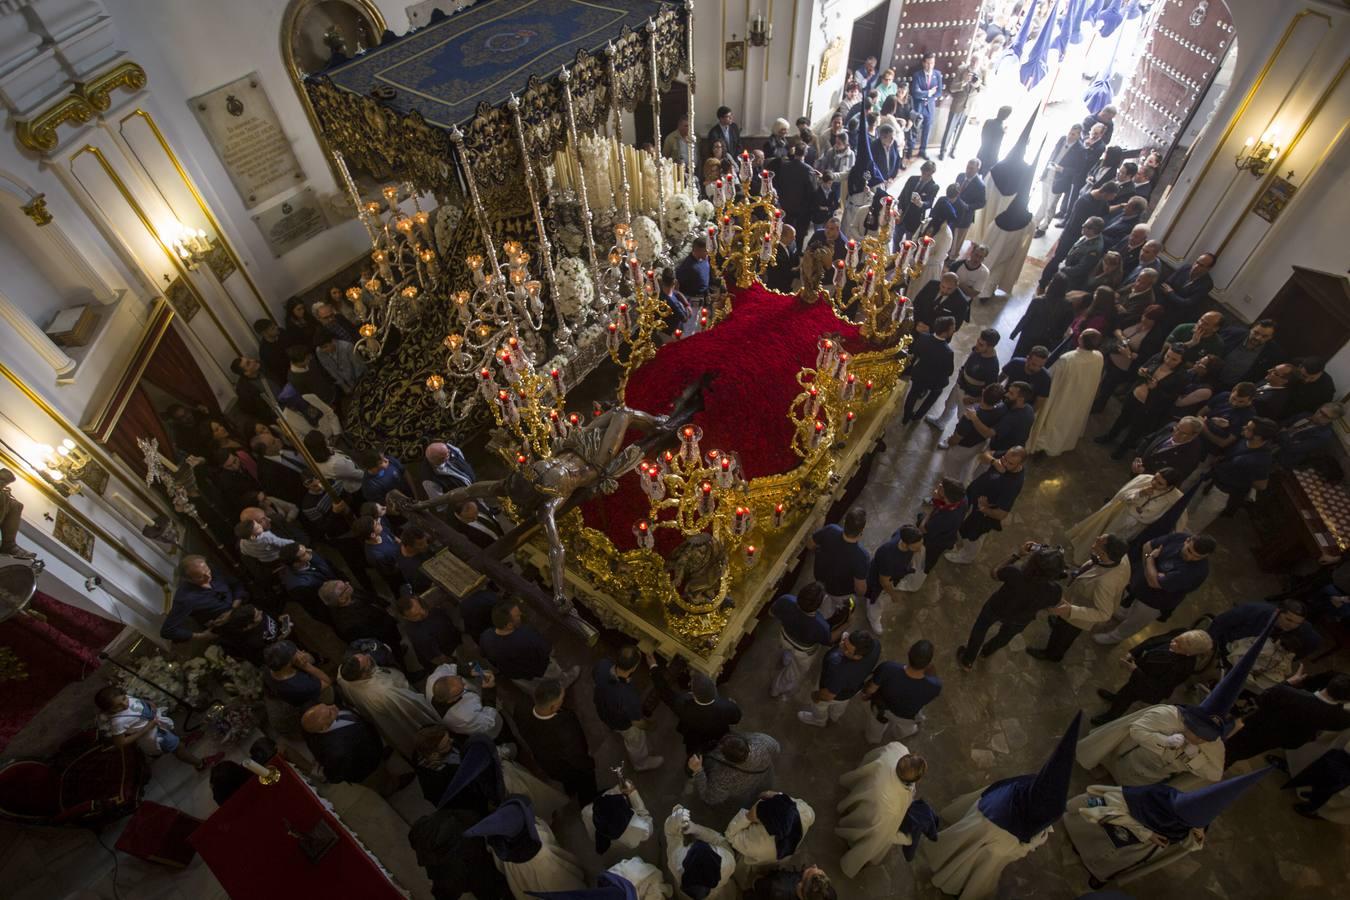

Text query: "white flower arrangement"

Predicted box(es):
[630, 215, 664, 267]
[694, 198, 715, 222]
[577, 134, 616, 212]
[662, 191, 696, 243]
[554, 256, 595, 321]
[115, 644, 263, 713]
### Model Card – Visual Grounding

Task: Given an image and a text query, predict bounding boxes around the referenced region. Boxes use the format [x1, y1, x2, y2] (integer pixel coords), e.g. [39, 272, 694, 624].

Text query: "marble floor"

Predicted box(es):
[2, 264, 1346, 900]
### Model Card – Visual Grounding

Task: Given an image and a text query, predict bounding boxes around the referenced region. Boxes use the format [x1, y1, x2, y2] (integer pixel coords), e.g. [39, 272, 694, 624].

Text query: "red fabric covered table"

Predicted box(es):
[581, 282, 868, 552]
[188, 761, 404, 899]
[115, 800, 202, 867]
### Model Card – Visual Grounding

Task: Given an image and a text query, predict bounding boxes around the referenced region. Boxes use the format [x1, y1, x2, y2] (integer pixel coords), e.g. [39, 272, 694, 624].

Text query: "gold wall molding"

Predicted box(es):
[0, 438, 170, 595]
[1214, 56, 1350, 290]
[281, 0, 388, 194]
[70, 144, 244, 358]
[20, 193, 52, 226]
[1164, 8, 1332, 259]
[81, 298, 175, 443]
[0, 358, 168, 516]
[14, 62, 148, 153]
[117, 108, 278, 326]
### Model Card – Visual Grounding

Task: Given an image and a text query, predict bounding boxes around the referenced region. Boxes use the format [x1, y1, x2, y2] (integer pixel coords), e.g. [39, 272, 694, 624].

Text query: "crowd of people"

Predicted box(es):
[95, 25, 1350, 900]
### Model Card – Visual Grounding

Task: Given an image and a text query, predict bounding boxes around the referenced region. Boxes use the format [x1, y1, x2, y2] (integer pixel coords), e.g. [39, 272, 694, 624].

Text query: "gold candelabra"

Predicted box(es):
[332, 152, 446, 361]
[603, 254, 670, 403]
[472, 335, 569, 466]
[788, 337, 873, 460]
[706, 173, 784, 299]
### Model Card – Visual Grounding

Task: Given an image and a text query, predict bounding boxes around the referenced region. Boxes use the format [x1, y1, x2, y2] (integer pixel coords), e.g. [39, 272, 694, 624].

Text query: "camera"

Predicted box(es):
[84, 575, 103, 592]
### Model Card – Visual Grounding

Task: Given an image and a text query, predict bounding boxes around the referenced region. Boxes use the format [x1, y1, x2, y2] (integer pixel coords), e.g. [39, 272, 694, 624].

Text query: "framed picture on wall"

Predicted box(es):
[724, 40, 745, 71]
[1253, 176, 1297, 224]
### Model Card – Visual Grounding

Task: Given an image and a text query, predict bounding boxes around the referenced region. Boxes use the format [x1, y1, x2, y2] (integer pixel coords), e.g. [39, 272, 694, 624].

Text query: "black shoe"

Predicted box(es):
[1089, 713, 1112, 727]
[1025, 648, 1060, 662]
[1033, 227, 1047, 238]
[956, 647, 973, 671]
[1088, 876, 1106, 890]
[1292, 802, 1321, 819]
[1093, 434, 1115, 445]
[1096, 688, 1117, 701]
[979, 643, 998, 658]
[1265, 754, 1290, 774]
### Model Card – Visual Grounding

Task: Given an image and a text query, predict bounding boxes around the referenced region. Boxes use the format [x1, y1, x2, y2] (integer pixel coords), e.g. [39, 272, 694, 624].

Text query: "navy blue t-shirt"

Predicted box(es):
[771, 594, 832, 648]
[819, 639, 882, 700]
[967, 463, 1025, 513]
[956, 351, 1000, 397]
[811, 524, 870, 596]
[478, 624, 552, 679]
[1212, 440, 1274, 495]
[923, 501, 968, 549]
[1001, 358, 1052, 399]
[1131, 532, 1209, 612]
[953, 402, 1005, 448]
[867, 531, 917, 597]
[990, 404, 1036, 451]
[1203, 392, 1254, 452]
[266, 669, 323, 707]
[401, 608, 462, 669]
[869, 661, 942, 718]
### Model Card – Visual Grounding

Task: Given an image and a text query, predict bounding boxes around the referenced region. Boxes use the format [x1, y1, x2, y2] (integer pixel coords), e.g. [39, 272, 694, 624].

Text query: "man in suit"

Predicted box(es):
[1081, 105, 1117, 146]
[248, 431, 308, 503]
[230, 356, 279, 425]
[912, 272, 971, 331]
[1225, 672, 1350, 766]
[1040, 183, 1119, 288]
[514, 678, 598, 803]
[902, 316, 957, 425]
[319, 579, 403, 648]
[302, 703, 387, 787]
[660, 669, 743, 757]
[1059, 216, 1108, 290]
[949, 158, 986, 259]
[1027, 534, 1132, 663]
[1132, 416, 1206, 481]
[896, 160, 940, 244]
[1101, 196, 1149, 248]
[909, 52, 943, 159]
[1157, 252, 1216, 325]
[707, 106, 741, 157]
[774, 143, 824, 247]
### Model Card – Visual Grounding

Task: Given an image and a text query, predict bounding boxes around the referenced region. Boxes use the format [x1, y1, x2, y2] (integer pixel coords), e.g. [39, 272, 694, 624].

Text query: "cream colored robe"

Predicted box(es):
[983, 216, 1036, 298]
[920, 788, 1050, 900]
[497, 818, 586, 900]
[835, 742, 917, 877]
[1062, 786, 1202, 885]
[337, 667, 439, 760]
[1064, 474, 1182, 562]
[609, 857, 674, 900]
[1027, 348, 1103, 458]
[664, 806, 737, 900]
[1076, 705, 1224, 788]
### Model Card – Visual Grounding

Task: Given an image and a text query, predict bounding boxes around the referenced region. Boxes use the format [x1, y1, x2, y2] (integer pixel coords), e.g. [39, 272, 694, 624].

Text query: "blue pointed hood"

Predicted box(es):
[680, 840, 725, 899]
[1098, 0, 1127, 37]
[465, 796, 541, 862]
[756, 792, 804, 859]
[979, 711, 1082, 842]
[1084, 5, 1129, 114]
[527, 872, 638, 900]
[1052, 0, 1085, 56]
[590, 791, 634, 854]
[1007, 0, 1041, 60]
[438, 734, 504, 811]
[1021, 0, 1062, 89]
[1124, 767, 1272, 840]
[847, 107, 884, 196]
[1181, 610, 1277, 739]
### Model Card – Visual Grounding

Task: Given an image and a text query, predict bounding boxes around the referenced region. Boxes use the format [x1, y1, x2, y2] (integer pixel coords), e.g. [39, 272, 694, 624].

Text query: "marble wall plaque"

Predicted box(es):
[190, 73, 305, 209]
[250, 187, 330, 258]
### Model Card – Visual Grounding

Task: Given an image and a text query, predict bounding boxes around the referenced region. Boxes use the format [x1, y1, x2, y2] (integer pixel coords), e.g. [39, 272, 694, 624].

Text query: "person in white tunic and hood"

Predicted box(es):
[921, 712, 1081, 900]
[724, 790, 815, 884]
[1027, 330, 1105, 458]
[582, 781, 656, 855]
[1077, 613, 1275, 789]
[336, 651, 439, 760]
[664, 805, 737, 900]
[1064, 767, 1271, 889]
[527, 865, 674, 900]
[836, 743, 928, 877]
[464, 795, 586, 899]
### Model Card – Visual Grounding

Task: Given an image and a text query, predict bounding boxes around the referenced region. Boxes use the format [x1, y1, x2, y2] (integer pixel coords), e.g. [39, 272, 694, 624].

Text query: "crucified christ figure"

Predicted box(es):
[394, 375, 711, 613]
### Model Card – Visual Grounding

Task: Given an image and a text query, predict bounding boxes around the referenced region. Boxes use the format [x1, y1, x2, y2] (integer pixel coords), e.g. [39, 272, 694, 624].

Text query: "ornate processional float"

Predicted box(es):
[304, 0, 932, 671]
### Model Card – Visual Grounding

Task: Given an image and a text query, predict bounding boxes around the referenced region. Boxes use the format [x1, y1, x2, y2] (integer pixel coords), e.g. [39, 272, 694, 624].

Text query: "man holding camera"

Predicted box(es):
[957, 541, 1066, 670]
[1026, 533, 1132, 663]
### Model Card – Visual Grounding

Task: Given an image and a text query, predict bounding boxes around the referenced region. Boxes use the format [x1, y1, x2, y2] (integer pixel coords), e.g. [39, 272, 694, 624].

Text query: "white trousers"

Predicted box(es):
[1094, 601, 1161, 644]
[944, 533, 987, 565]
[864, 708, 922, 744]
[1186, 483, 1234, 535]
[771, 634, 820, 698]
[620, 724, 655, 765]
[941, 442, 985, 483]
[800, 696, 851, 726]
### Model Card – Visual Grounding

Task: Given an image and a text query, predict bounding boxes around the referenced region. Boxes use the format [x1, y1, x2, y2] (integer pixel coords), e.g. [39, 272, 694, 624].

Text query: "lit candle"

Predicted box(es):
[382, 184, 399, 212]
[497, 389, 519, 423]
[673, 328, 684, 340]
[717, 454, 734, 488]
[846, 239, 858, 268]
[679, 425, 702, 464]
[633, 519, 655, 549]
[816, 337, 837, 371]
[772, 502, 785, 528]
[516, 450, 529, 466]
[811, 419, 826, 448]
[761, 234, 773, 262]
[832, 260, 846, 293]
[844, 410, 856, 435]
[372, 249, 393, 282]
[568, 412, 582, 429]
[549, 367, 563, 397]
[744, 544, 758, 567]
[733, 505, 750, 535]
[606, 321, 621, 351]
[698, 480, 715, 515]
[241, 758, 272, 779]
[863, 379, 874, 402]
[414, 209, 432, 242]
[863, 267, 875, 295]
[835, 352, 850, 380]
[806, 386, 820, 417]
[617, 302, 632, 331]
[548, 409, 566, 439]
[842, 372, 857, 401]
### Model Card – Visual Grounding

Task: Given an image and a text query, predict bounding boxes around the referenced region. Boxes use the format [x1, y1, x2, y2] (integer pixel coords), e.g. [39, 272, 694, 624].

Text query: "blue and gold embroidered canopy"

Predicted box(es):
[324, 0, 668, 129]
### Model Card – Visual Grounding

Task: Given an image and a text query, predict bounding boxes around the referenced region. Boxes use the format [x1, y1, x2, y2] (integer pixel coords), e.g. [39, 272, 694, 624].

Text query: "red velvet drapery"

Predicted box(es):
[142, 324, 222, 416]
[106, 385, 175, 476]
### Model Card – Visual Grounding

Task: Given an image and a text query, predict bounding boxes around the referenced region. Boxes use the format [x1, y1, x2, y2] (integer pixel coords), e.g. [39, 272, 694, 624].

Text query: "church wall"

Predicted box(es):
[1152, 0, 1350, 382]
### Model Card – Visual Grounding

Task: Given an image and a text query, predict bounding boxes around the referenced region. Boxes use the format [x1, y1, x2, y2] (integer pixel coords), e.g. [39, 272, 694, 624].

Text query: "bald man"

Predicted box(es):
[416, 440, 476, 499]
[301, 703, 392, 789]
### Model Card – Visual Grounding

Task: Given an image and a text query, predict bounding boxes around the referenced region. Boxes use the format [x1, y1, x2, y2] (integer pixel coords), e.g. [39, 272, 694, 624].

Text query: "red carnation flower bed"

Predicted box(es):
[580, 283, 872, 552]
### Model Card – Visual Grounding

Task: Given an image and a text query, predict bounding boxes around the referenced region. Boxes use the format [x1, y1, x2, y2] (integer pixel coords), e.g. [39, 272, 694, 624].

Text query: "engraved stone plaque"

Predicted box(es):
[250, 187, 330, 258]
[190, 72, 305, 209]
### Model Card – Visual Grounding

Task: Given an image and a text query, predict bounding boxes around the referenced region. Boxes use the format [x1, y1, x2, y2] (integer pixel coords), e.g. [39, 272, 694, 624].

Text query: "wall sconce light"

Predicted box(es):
[167, 221, 211, 270]
[30, 439, 91, 496]
[1235, 128, 1280, 177]
[748, 13, 772, 47]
